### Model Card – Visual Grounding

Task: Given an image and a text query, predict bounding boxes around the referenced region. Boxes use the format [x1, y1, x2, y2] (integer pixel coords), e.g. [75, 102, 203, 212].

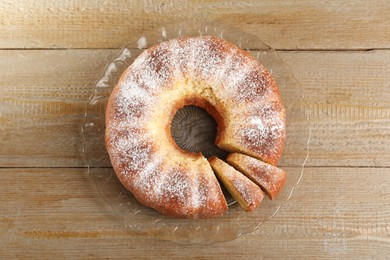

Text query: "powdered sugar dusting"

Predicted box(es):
[158, 167, 193, 216]
[211, 158, 263, 210]
[108, 131, 152, 179]
[231, 178, 256, 206]
[240, 101, 285, 161]
[133, 155, 163, 191]
[105, 35, 285, 217]
[234, 153, 287, 199]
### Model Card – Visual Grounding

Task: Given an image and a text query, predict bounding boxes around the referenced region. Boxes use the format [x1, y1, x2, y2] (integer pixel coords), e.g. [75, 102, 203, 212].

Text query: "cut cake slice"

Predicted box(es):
[226, 153, 286, 200]
[208, 156, 264, 212]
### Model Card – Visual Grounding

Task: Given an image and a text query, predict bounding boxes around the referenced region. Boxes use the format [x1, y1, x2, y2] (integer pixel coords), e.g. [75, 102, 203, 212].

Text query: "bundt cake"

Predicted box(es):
[105, 36, 286, 218]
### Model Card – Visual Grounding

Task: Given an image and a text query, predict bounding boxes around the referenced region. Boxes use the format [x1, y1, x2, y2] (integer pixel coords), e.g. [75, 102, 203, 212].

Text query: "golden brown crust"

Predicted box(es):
[105, 35, 285, 218]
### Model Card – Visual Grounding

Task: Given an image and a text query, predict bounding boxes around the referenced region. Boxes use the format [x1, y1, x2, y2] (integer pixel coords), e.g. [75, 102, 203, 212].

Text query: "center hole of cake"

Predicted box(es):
[171, 106, 227, 159]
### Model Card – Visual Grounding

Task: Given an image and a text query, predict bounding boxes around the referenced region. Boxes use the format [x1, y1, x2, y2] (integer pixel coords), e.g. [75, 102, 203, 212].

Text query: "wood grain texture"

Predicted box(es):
[1, 0, 389, 50]
[1, 50, 389, 167]
[281, 50, 390, 167]
[1, 1, 389, 258]
[0, 167, 389, 258]
[0, 49, 117, 167]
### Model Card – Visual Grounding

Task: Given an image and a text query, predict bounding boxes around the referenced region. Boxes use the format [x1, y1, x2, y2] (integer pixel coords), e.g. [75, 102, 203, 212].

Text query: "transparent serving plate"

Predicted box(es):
[82, 20, 310, 245]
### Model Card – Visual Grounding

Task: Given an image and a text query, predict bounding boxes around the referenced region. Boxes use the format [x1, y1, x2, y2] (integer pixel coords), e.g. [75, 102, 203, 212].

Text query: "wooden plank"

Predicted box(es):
[0, 49, 118, 167]
[280, 50, 390, 167]
[0, 0, 389, 50]
[0, 167, 389, 258]
[0, 50, 389, 167]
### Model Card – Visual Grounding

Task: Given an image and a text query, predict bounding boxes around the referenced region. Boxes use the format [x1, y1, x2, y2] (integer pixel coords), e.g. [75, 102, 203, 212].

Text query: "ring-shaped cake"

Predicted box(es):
[105, 36, 286, 219]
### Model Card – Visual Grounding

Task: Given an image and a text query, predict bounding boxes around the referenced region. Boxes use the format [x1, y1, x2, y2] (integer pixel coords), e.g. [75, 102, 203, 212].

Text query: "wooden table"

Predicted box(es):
[1, 1, 389, 258]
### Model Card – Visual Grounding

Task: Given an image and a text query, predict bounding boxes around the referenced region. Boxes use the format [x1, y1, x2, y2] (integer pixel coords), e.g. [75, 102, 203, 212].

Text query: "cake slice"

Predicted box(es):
[226, 153, 286, 200]
[208, 156, 265, 212]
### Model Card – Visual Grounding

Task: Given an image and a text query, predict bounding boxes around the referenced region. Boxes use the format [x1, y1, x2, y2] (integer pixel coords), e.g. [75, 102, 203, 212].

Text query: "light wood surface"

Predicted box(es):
[1, 50, 389, 167]
[1, 0, 389, 50]
[0, 49, 116, 167]
[1, 0, 389, 259]
[1, 167, 389, 259]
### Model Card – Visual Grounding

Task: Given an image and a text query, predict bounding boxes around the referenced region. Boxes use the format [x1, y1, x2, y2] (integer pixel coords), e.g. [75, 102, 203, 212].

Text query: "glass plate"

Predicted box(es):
[82, 20, 310, 245]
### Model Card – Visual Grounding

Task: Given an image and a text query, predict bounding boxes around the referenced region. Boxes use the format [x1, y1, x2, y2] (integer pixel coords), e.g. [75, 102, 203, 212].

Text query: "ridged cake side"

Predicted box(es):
[105, 36, 285, 218]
